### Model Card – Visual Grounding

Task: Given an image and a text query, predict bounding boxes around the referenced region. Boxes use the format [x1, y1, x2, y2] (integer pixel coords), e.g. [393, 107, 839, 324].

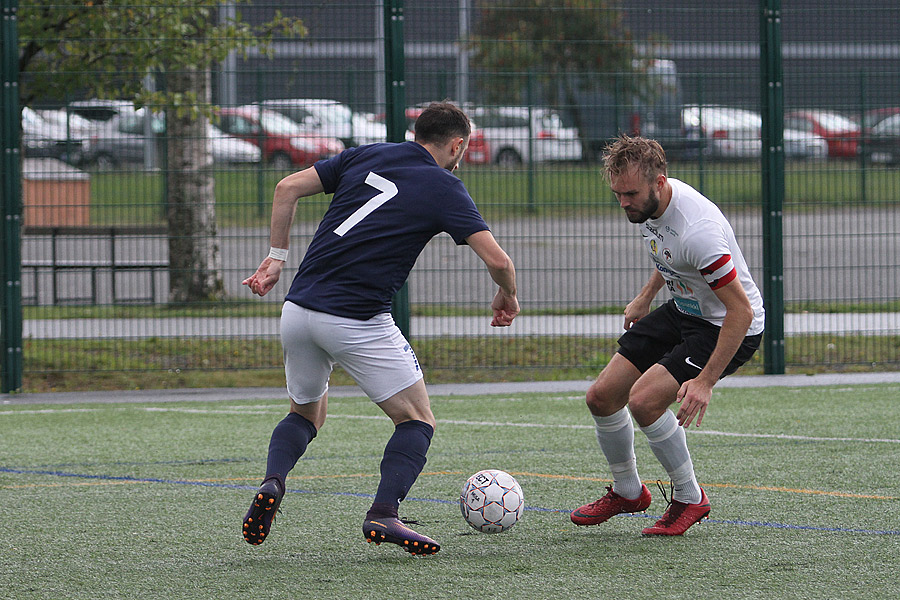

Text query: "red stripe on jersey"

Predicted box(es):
[700, 254, 732, 275]
[707, 268, 737, 290]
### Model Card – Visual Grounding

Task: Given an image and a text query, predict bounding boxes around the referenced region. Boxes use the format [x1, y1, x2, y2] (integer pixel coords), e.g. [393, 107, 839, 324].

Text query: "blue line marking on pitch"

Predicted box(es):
[3, 465, 898, 536]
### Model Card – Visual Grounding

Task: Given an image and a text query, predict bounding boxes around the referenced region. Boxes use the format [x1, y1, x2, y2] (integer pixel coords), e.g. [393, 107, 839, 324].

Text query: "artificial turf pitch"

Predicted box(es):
[2, 382, 898, 599]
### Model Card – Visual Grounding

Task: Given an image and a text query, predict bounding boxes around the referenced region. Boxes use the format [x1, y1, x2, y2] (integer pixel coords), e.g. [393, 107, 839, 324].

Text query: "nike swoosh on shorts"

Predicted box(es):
[684, 356, 703, 370]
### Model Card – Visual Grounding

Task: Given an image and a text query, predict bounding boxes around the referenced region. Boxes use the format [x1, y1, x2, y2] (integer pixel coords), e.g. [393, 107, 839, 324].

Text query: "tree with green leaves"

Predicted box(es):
[467, 0, 644, 158]
[18, 0, 306, 302]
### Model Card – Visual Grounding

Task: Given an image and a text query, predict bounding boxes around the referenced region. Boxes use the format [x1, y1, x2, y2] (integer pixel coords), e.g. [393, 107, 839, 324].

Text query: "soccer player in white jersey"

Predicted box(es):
[241, 102, 518, 555]
[571, 135, 764, 535]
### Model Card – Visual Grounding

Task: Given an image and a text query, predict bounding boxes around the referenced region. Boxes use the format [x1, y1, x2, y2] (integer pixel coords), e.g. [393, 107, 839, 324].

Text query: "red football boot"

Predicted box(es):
[570, 484, 652, 526]
[642, 487, 710, 536]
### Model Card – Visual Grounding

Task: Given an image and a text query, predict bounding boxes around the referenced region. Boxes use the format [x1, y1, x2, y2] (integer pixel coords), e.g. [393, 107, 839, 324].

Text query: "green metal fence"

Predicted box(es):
[2, 0, 899, 392]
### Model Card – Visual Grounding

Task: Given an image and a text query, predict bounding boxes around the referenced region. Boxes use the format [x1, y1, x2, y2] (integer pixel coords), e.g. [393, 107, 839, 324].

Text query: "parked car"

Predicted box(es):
[862, 107, 900, 129]
[85, 110, 261, 169]
[21, 106, 92, 165]
[397, 106, 490, 165]
[683, 105, 827, 161]
[783, 127, 829, 161]
[67, 99, 138, 123]
[217, 107, 343, 169]
[784, 110, 862, 158]
[682, 105, 762, 159]
[467, 106, 582, 166]
[206, 123, 262, 164]
[258, 98, 387, 147]
[863, 113, 900, 164]
[37, 109, 98, 135]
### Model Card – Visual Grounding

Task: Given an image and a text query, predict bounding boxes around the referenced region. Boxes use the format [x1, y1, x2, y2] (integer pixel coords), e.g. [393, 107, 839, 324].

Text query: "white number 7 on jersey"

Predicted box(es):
[333, 172, 398, 237]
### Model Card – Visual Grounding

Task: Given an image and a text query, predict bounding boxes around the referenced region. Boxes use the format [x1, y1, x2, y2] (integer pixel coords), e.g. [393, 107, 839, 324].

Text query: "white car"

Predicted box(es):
[682, 105, 762, 159]
[207, 123, 261, 164]
[467, 106, 582, 165]
[683, 105, 828, 160]
[257, 98, 387, 147]
[21, 106, 92, 165]
[37, 109, 98, 135]
[67, 99, 138, 123]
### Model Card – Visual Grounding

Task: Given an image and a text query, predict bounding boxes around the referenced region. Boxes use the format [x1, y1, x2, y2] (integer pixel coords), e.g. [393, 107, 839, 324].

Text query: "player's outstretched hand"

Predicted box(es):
[675, 378, 714, 427]
[242, 257, 284, 297]
[490, 289, 519, 327]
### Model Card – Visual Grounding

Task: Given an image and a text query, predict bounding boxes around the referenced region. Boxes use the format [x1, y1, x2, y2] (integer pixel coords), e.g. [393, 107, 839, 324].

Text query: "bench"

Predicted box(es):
[22, 225, 169, 305]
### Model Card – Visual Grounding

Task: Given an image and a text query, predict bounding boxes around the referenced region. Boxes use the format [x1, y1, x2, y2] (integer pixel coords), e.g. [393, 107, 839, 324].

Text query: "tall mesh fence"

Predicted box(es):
[6, 0, 900, 391]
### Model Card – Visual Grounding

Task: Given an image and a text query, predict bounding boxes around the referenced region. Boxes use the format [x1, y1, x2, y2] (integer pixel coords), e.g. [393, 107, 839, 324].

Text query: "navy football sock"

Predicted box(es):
[367, 420, 434, 519]
[264, 412, 318, 489]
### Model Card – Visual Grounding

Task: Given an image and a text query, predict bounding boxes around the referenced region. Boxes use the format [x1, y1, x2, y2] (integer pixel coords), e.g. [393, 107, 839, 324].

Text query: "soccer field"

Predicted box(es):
[2, 382, 899, 599]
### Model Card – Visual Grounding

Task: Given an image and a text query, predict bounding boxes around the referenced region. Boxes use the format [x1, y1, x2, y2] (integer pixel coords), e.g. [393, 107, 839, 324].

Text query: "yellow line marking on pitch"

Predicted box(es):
[701, 482, 897, 501]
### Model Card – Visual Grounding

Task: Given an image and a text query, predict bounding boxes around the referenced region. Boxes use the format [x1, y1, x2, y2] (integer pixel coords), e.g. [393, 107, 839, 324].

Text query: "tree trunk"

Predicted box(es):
[165, 68, 225, 303]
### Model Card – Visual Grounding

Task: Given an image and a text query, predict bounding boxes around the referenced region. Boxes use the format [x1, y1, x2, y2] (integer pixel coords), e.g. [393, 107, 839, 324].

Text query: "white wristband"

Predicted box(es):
[267, 247, 289, 261]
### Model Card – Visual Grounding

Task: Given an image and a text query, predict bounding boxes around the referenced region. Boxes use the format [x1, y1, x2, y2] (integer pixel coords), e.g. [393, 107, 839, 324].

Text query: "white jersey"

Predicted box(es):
[640, 178, 765, 335]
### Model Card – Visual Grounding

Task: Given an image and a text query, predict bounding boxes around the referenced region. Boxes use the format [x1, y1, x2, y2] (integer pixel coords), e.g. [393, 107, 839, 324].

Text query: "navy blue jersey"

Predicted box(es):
[286, 141, 489, 319]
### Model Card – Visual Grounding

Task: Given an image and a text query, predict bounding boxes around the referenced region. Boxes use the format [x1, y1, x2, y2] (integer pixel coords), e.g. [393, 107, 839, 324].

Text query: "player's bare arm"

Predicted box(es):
[243, 167, 325, 297]
[624, 270, 665, 330]
[465, 230, 519, 327]
[675, 278, 754, 427]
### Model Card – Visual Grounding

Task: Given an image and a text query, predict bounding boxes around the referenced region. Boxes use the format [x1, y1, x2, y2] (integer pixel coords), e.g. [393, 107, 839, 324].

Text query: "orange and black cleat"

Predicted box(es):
[242, 478, 284, 545]
[363, 517, 440, 556]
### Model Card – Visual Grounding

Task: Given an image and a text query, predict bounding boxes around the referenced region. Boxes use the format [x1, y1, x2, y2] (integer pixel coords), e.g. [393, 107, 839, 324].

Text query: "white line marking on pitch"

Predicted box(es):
[2, 405, 898, 445]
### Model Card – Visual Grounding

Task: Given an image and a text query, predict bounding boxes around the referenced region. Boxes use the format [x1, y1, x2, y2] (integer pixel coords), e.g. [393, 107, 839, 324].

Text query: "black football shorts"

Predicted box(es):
[617, 299, 762, 385]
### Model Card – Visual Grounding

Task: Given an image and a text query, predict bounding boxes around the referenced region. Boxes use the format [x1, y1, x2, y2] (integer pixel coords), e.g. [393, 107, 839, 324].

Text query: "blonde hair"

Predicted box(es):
[602, 134, 667, 184]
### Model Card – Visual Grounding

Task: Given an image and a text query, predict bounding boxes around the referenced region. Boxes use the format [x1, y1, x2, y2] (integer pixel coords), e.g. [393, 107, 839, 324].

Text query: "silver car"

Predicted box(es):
[85, 111, 260, 169]
[467, 106, 582, 166]
[258, 99, 387, 148]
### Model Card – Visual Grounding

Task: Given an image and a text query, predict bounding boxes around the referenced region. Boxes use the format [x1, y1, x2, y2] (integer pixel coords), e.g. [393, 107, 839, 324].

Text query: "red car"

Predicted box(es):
[216, 107, 343, 169]
[784, 110, 862, 158]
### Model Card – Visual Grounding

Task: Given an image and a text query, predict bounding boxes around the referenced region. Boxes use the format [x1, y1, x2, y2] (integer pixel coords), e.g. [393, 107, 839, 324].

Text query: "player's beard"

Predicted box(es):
[625, 188, 660, 223]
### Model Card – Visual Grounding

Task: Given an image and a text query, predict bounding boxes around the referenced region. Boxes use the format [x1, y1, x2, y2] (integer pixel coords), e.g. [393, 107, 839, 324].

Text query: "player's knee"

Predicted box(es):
[586, 379, 621, 416]
[627, 390, 665, 427]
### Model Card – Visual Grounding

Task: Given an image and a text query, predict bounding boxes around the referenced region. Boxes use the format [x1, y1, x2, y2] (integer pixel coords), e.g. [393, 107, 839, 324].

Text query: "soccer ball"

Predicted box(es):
[459, 469, 524, 533]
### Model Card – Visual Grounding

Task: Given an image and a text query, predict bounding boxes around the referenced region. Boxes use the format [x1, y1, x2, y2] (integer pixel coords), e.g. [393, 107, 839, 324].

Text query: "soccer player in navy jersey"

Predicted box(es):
[241, 101, 518, 555]
[570, 135, 764, 536]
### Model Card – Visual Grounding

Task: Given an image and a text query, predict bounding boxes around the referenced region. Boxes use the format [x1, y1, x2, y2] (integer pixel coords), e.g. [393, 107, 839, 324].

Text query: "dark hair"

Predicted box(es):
[602, 134, 667, 183]
[414, 101, 471, 145]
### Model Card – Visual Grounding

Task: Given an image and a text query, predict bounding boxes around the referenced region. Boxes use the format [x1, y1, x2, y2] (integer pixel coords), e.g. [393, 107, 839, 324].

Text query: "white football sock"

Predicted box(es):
[640, 409, 701, 504]
[593, 407, 643, 500]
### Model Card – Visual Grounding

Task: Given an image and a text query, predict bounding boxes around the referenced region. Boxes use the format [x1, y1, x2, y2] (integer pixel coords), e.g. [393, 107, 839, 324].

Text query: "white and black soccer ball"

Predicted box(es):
[459, 469, 524, 533]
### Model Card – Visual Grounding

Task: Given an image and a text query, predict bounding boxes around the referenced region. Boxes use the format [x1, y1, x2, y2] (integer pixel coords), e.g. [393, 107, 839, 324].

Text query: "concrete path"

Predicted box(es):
[21, 311, 900, 339]
[4, 371, 900, 405]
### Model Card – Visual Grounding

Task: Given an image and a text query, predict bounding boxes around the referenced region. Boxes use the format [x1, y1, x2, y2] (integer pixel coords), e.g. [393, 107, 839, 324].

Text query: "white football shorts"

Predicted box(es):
[280, 301, 423, 404]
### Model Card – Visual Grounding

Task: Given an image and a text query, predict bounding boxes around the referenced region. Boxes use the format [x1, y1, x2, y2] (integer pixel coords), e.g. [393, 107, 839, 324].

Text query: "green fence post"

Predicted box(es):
[695, 74, 705, 194]
[256, 69, 265, 217]
[0, 0, 23, 392]
[858, 70, 867, 204]
[760, 0, 786, 374]
[526, 74, 536, 212]
[384, 0, 410, 339]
